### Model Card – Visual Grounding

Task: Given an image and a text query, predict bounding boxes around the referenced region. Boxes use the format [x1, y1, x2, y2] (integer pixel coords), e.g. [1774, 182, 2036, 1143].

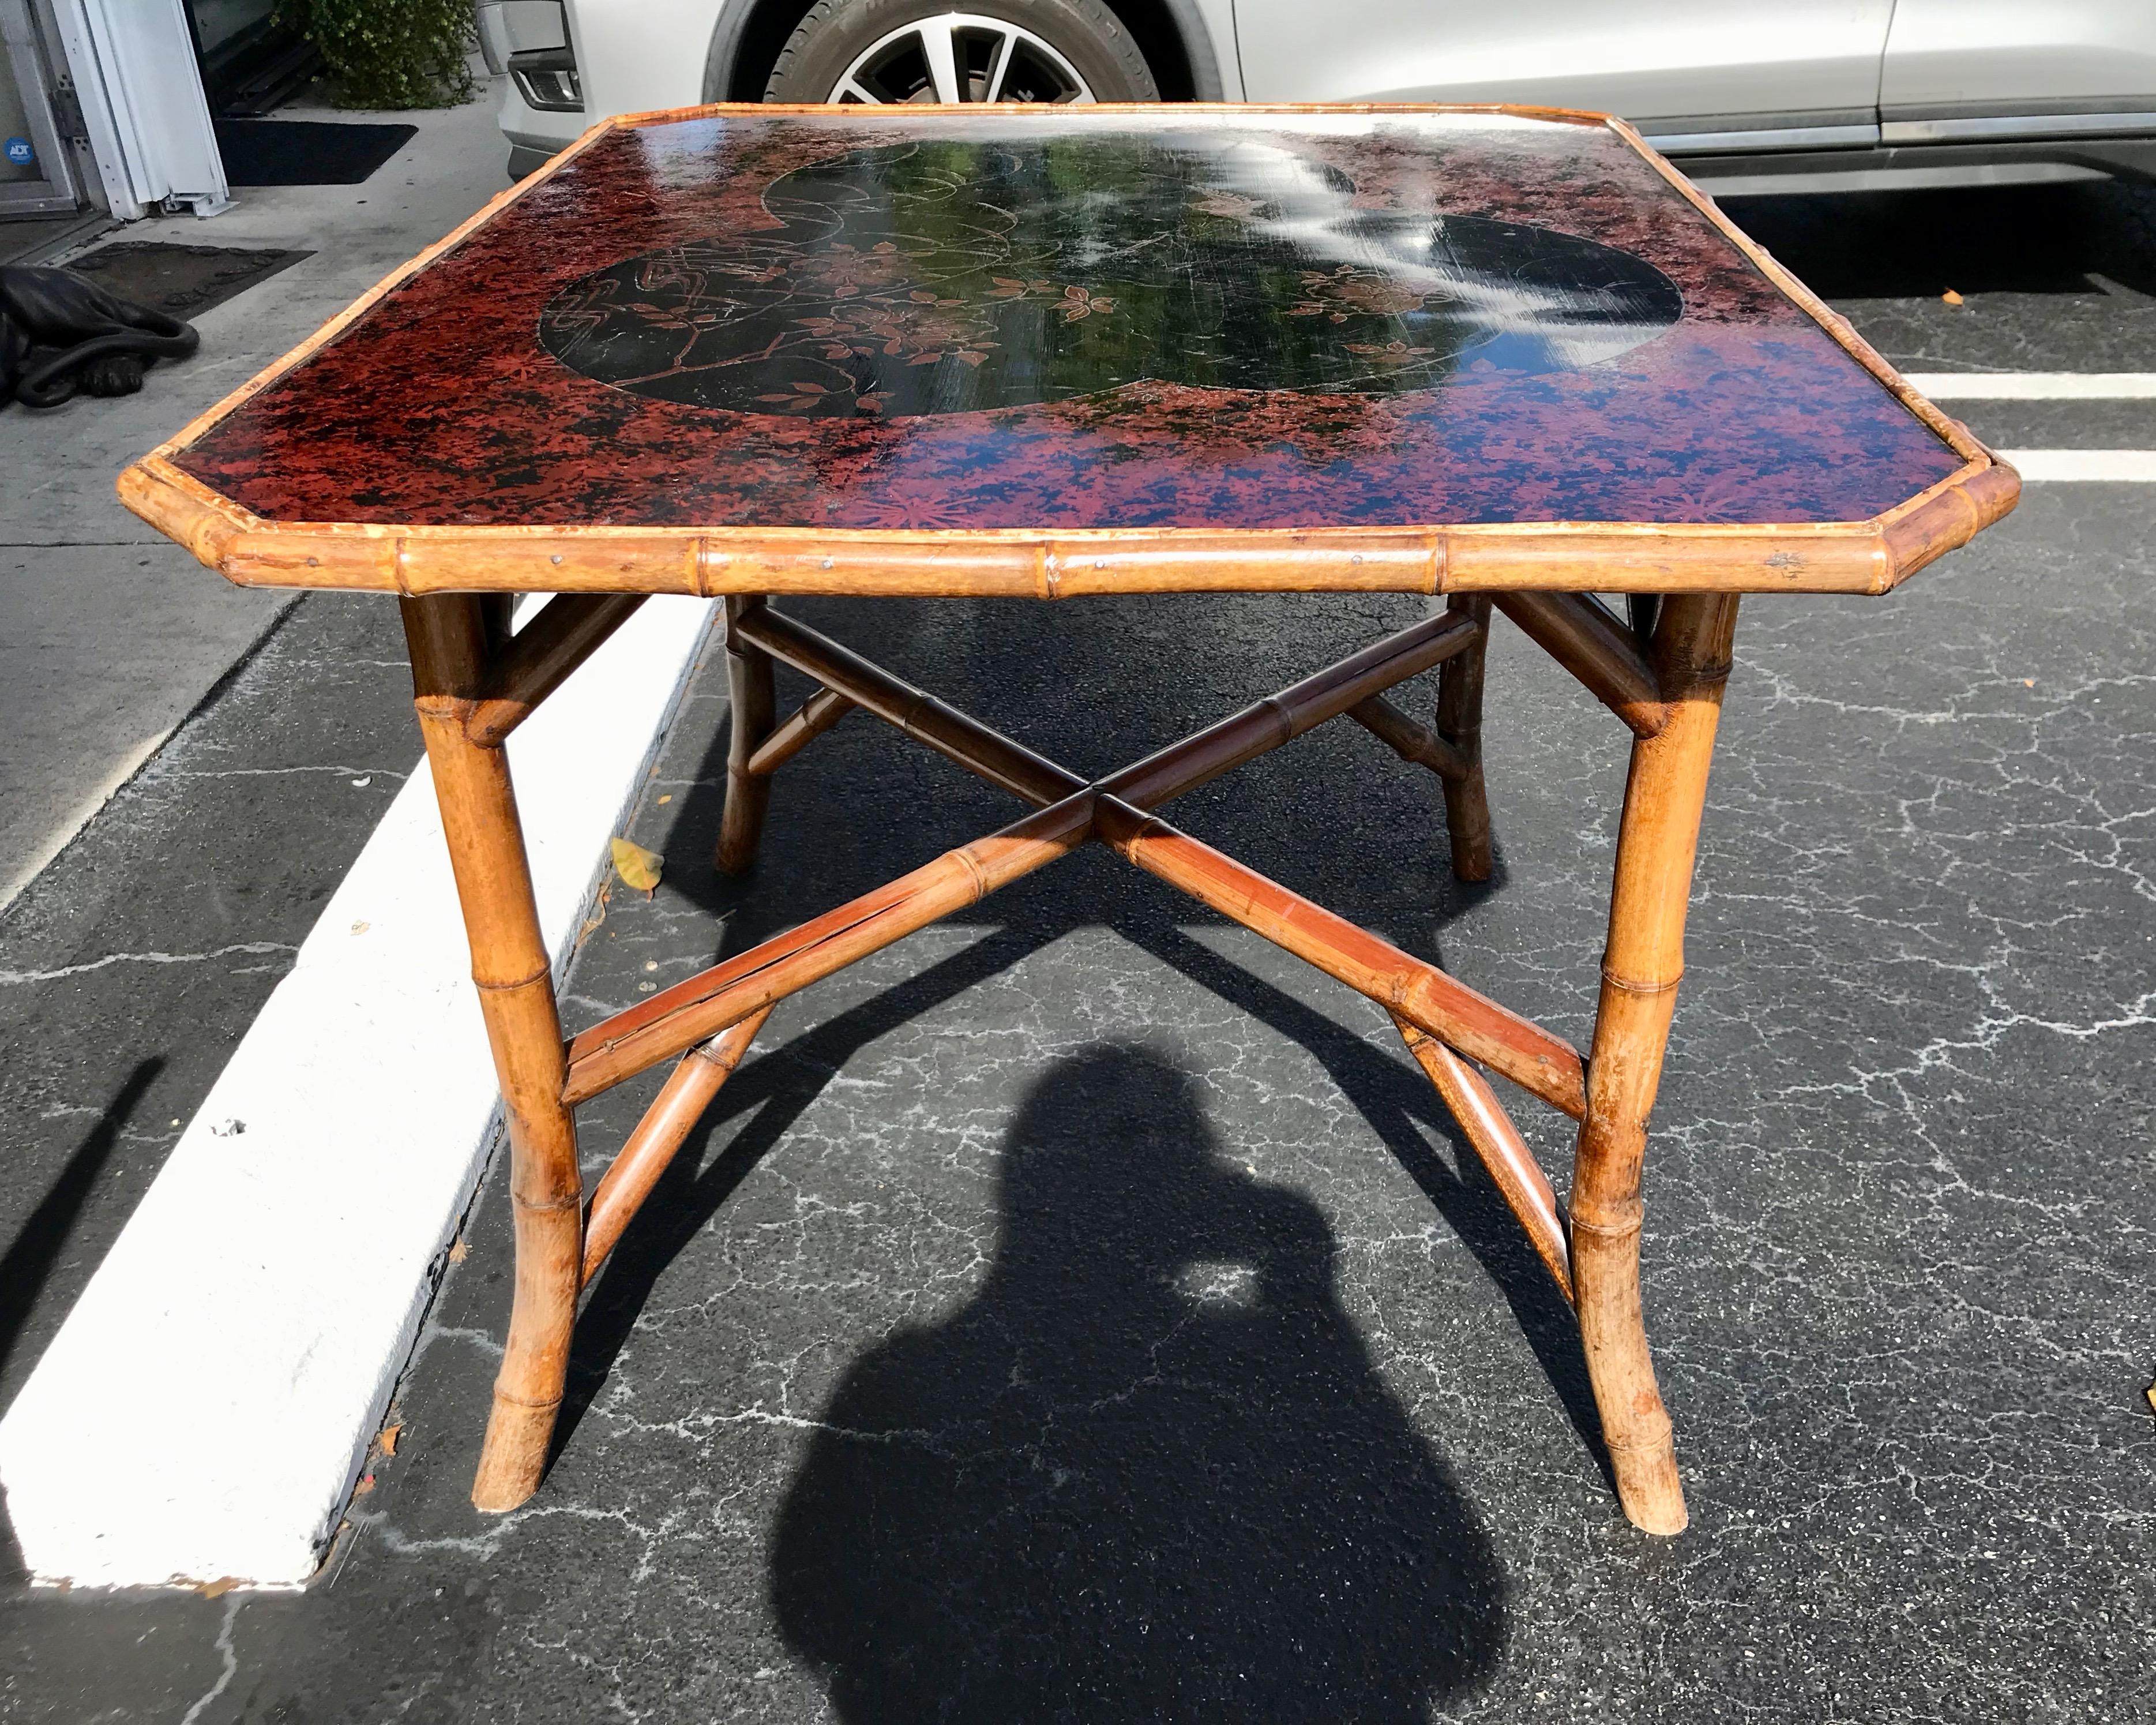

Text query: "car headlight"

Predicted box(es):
[510, 49, 583, 112]
[476, 2, 583, 112]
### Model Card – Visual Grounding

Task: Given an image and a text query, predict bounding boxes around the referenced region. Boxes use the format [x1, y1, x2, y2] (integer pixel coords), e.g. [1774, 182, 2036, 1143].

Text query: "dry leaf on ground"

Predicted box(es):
[611, 835, 663, 895]
[378, 1423, 402, 1457]
[1941, 288, 1965, 305]
[196, 1576, 241, 1599]
[448, 1236, 469, 1263]
[576, 879, 613, 946]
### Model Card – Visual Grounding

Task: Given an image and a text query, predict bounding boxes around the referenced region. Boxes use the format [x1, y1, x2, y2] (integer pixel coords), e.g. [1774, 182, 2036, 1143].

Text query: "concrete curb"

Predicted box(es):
[0, 597, 717, 1588]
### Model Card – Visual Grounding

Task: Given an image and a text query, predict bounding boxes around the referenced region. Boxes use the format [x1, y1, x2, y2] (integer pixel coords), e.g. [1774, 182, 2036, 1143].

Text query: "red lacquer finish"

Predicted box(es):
[168, 110, 1966, 534]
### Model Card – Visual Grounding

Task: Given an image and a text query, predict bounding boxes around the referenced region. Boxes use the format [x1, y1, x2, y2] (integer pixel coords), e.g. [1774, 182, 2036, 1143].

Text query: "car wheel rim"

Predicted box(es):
[828, 13, 1096, 104]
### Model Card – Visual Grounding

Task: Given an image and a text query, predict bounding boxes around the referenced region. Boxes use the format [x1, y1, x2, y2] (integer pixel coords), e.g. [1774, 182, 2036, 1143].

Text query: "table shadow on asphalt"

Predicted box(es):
[0, 1060, 161, 1408]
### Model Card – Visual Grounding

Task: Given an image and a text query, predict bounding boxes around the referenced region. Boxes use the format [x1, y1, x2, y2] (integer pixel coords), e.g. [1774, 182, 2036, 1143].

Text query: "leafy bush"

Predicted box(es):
[278, 0, 477, 110]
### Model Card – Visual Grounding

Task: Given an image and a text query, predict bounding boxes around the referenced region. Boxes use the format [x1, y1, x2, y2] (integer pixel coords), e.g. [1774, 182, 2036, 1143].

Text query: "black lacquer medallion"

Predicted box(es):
[538, 136, 1684, 418]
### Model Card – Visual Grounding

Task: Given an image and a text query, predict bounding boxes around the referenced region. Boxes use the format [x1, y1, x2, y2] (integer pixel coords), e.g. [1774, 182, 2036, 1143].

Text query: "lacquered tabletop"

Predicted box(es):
[125, 106, 2015, 597]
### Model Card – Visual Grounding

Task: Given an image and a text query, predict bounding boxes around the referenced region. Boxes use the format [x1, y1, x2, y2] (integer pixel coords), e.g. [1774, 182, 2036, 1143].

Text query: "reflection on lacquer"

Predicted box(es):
[538, 134, 1683, 418]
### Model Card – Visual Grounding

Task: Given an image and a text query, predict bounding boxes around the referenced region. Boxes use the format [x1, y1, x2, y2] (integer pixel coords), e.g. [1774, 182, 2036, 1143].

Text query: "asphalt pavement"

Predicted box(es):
[2, 171, 2152, 1722]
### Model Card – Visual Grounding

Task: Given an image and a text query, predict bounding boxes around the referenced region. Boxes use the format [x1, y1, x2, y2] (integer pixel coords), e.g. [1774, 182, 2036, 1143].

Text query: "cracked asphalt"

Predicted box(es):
[2, 175, 2153, 1722]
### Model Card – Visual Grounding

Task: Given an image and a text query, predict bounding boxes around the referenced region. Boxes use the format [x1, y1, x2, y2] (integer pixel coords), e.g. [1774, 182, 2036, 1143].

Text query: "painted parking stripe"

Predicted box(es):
[1996, 449, 2156, 482]
[1907, 373, 2156, 399]
[1893, 375, 2156, 479]
[0, 598, 718, 1588]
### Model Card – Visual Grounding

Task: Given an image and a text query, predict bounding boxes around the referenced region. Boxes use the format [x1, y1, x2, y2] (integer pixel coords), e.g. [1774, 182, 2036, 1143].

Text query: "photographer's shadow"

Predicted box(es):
[771, 1044, 1505, 1722]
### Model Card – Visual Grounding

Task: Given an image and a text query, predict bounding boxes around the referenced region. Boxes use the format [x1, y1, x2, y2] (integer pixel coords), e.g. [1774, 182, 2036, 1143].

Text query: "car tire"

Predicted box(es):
[764, 0, 1159, 105]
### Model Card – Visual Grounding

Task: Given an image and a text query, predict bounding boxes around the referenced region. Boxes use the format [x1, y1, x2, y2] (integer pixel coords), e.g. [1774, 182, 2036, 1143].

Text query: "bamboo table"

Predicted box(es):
[121, 103, 2016, 1535]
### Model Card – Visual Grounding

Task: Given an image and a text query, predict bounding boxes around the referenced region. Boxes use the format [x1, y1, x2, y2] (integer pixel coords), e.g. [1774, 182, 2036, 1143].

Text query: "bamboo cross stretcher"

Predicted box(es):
[400, 581, 1730, 1531]
[118, 100, 2020, 1539]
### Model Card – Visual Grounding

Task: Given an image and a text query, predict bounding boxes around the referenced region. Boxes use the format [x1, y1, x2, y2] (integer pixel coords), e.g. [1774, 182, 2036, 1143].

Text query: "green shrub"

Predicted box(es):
[279, 0, 478, 110]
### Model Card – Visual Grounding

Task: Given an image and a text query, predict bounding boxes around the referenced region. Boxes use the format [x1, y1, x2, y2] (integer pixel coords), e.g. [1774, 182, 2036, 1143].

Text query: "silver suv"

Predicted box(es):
[478, 0, 2156, 196]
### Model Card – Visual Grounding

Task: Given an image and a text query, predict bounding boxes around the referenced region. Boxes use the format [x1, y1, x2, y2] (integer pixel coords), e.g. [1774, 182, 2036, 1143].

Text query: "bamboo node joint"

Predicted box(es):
[490, 1389, 566, 1411]
[475, 962, 554, 993]
[1570, 1203, 1645, 1240]
[1600, 965, 1683, 997]
[1602, 1422, 1676, 1452]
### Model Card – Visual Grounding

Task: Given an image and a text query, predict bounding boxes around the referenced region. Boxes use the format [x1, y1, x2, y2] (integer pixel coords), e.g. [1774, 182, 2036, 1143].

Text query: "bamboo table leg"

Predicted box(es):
[403, 594, 584, 1513]
[717, 594, 779, 876]
[1569, 591, 1738, 1535]
[1434, 594, 1493, 881]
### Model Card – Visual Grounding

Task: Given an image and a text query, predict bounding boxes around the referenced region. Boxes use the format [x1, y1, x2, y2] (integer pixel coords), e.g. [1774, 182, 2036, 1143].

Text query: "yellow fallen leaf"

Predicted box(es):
[2147, 1381, 2155, 1416]
[448, 1236, 468, 1263]
[378, 1423, 402, 1457]
[611, 835, 663, 894]
[1941, 288, 1964, 305]
[196, 1576, 241, 1599]
[656, 793, 673, 805]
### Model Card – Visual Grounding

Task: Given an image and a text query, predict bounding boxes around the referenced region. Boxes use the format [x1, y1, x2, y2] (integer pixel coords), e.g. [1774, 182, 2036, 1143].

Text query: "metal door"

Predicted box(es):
[0, 0, 84, 214]
[48, 0, 228, 219]
[1232, 1, 1896, 136]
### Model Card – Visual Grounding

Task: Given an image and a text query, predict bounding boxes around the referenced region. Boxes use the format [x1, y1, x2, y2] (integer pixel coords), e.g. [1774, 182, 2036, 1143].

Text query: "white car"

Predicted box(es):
[477, 0, 2156, 198]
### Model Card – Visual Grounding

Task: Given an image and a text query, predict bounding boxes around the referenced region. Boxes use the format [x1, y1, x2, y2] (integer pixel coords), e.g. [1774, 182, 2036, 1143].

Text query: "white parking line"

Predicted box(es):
[1907, 373, 2156, 399]
[1891, 376, 2156, 480]
[1996, 449, 2156, 483]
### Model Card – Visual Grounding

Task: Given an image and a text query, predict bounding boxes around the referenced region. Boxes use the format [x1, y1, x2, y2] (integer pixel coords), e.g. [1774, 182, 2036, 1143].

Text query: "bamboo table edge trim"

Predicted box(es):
[117, 453, 2018, 598]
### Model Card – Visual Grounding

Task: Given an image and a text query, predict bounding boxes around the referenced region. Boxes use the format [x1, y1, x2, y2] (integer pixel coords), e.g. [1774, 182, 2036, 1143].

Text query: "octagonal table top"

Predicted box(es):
[121, 104, 2016, 598]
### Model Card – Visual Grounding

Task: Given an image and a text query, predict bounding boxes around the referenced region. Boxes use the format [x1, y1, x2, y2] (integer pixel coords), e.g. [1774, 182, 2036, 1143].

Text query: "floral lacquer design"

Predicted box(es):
[537, 136, 1683, 419]
[172, 112, 1972, 530]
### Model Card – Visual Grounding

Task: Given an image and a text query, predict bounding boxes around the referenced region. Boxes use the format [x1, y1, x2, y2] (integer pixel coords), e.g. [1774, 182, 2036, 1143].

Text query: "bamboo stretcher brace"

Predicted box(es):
[397, 581, 1731, 1532]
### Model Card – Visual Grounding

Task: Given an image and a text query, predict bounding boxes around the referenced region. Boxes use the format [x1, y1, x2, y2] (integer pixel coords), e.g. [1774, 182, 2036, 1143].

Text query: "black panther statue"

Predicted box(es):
[0, 264, 200, 409]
